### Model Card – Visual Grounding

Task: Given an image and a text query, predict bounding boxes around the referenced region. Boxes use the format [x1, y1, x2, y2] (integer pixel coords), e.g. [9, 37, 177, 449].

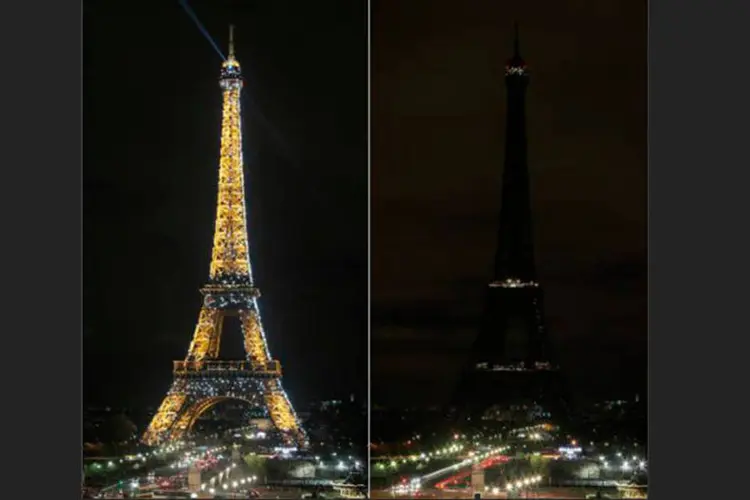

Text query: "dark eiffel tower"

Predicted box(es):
[453, 26, 565, 425]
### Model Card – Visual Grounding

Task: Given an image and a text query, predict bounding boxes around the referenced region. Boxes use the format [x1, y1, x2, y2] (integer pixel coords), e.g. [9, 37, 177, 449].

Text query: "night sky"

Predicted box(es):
[83, 0, 367, 412]
[372, 0, 646, 406]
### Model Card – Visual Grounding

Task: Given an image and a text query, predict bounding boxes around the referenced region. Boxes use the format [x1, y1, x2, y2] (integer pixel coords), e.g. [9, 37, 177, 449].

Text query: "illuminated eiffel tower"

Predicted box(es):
[142, 27, 307, 447]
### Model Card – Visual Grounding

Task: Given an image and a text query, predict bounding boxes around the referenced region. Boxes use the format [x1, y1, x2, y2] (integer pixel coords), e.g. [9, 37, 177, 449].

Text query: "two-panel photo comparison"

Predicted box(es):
[83, 1, 646, 498]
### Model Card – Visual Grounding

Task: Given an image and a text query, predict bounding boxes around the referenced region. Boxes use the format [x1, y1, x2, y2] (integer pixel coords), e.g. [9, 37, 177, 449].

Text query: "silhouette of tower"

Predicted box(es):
[455, 26, 562, 422]
[142, 27, 307, 447]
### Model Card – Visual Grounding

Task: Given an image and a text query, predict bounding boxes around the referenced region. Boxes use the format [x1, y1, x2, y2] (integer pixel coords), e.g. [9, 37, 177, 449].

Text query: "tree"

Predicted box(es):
[244, 454, 269, 482]
[529, 455, 550, 476]
[103, 413, 137, 455]
[108, 414, 138, 442]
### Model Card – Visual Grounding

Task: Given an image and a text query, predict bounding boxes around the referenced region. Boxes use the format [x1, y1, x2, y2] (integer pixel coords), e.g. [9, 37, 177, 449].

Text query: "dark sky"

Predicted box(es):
[83, 0, 367, 412]
[372, 0, 646, 406]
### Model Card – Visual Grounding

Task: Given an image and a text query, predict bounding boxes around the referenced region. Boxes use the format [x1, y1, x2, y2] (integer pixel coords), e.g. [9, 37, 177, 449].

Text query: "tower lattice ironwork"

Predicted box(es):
[142, 27, 307, 447]
[454, 26, 564, 421]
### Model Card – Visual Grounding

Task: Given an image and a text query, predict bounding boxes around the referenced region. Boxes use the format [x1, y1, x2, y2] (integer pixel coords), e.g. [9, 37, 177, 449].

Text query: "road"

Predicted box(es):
[371, 486, 604, 499]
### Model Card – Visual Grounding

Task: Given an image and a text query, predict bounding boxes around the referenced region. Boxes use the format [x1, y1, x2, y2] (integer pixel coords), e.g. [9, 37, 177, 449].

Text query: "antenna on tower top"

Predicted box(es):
[513, 22, 521, 57]
[229, 24, 235, 58]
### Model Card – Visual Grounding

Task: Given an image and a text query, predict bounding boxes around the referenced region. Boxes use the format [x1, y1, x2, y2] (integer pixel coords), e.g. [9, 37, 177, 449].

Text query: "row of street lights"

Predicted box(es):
[200, 475, 258, 495]
[505, 474, 543, 491]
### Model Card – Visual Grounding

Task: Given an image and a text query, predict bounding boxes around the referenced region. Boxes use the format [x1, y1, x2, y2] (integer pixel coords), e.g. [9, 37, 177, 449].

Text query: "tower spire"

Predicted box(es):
[507, 22, 526, 71]
[496, 23, 532, 282]
[228, 24, 235, 59]
[214, 24, 248, 283]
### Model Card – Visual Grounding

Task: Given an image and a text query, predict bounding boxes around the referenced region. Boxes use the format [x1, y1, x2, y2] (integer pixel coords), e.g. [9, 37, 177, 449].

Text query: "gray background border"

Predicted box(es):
[0, 0, 81, 497]
[650, 0, 749, 497]
[0, 0, 748, 497]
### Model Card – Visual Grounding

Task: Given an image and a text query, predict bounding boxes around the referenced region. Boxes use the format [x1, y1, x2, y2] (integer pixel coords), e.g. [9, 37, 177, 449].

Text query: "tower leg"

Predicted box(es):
[169, 405, 199, 442]
[142, 392, 188, 446]
[186, 308, 222, 362]
[263, 379, 307, 447]
[240, 309, 269, 365]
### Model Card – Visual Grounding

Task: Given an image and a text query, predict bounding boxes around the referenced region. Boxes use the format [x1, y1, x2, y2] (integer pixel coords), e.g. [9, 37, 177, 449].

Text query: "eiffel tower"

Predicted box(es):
[142, 27, 307, 447]
[454, 26, 564, 423]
